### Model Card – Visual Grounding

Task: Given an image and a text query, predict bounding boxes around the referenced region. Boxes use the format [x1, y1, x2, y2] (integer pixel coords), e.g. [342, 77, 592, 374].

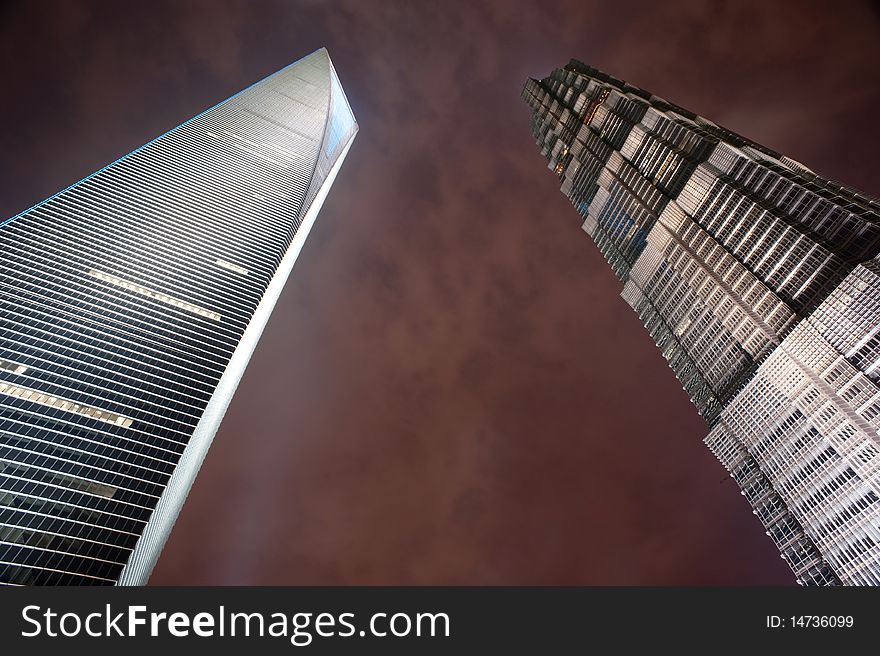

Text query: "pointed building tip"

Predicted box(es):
[309, 47, 335, 69]
[293, 47, 330, 66]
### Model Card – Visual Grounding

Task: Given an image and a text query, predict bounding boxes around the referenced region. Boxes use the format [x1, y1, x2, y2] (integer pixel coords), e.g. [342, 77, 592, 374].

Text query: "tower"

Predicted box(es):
[0, 48, 357, 585]
[524, 60, 880, 585]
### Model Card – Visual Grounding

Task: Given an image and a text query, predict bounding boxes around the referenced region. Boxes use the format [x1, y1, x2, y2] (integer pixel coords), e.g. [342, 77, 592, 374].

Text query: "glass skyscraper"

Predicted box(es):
[0, 48, 357, 585]
[524, 60, 880, 585]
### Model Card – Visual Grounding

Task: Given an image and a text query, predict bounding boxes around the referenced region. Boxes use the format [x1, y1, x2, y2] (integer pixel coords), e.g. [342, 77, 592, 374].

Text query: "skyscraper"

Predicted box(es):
[0, 48, 357, 585]
[523, 60, 880, 585]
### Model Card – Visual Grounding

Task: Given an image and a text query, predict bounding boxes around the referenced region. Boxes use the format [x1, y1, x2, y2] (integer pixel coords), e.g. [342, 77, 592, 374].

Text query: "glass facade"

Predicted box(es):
[524, 60, 880, 585]
[0, 48, 357, 585]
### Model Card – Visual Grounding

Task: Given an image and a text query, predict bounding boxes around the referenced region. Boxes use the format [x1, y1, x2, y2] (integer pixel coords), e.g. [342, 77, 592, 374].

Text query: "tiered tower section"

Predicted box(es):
[524, 60, 880, 585]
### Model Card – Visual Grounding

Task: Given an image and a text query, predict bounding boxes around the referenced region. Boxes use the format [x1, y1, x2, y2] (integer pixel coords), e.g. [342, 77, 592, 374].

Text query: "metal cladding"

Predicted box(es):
[524, 60, 880, 585]
[0, 48, 357, 585]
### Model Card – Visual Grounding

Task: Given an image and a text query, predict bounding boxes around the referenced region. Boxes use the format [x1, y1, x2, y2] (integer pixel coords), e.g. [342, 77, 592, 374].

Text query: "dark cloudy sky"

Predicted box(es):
[2, 0, 879, 585]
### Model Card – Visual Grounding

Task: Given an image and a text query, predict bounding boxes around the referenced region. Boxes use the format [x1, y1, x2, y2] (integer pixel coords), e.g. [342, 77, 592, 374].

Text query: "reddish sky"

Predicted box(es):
[2, 0, 880, 585]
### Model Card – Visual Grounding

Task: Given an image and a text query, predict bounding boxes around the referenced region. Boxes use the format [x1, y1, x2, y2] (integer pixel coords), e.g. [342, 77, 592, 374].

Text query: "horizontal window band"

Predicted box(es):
[0, 524, 131, 563]
[0, 278, 234, 380]
[215, 259, 249, 275]
[0, 559, 117, 584]
[88, 269, 222, 322]
[0, 461, 117, 499]
[1, 472, 154, 516]
[0, 502, 139, 549]
[0, 360, 28, 375]
[0, 382, 133, 428]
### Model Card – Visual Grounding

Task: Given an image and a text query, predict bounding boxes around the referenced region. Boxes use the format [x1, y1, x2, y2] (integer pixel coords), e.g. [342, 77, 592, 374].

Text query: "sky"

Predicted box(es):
[1, 0, 879, 585]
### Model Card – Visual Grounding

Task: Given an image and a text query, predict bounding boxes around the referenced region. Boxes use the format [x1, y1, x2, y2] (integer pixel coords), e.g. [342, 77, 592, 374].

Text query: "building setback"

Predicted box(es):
[523, 60, 880, 585]
[0, 48, 357, 585]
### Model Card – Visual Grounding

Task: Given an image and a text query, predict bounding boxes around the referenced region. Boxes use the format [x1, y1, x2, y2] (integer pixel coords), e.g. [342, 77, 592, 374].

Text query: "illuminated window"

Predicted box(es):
[0, 382, 134, 428]
[0, 462, 117, 499]
[0, 359, 28, 375]
[88, 269, 222, 321]
[215, 259, 249, 276]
